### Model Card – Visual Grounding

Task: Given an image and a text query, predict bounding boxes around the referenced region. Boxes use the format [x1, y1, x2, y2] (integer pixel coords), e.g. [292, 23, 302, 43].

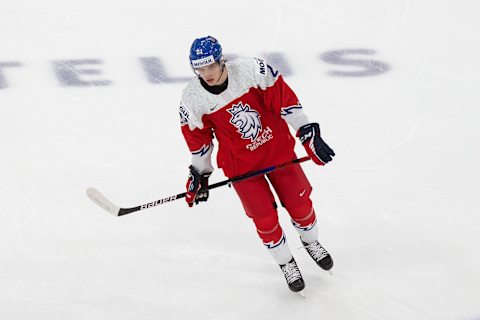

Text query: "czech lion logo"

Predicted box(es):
[227, 102, 262, 142]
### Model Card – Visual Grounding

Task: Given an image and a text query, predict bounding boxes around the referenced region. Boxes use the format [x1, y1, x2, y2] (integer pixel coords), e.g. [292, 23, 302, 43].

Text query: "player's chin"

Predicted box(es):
[205, 79, 215, 85]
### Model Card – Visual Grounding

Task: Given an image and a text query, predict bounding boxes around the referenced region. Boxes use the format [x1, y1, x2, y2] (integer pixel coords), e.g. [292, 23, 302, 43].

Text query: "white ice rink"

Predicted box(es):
[1, 0, 479, 319]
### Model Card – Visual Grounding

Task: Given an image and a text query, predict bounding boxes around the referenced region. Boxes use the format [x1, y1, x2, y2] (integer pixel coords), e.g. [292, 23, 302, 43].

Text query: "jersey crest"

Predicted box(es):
[227, 102, 262, 142]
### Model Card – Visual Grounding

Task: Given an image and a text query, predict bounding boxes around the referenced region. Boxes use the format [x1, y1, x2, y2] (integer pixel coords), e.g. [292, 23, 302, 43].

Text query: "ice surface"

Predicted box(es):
[1, 0, 479, 319]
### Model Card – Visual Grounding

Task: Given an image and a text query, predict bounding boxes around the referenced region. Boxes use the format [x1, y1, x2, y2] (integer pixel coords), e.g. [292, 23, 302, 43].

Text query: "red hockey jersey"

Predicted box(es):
[180, 57, 309, 178]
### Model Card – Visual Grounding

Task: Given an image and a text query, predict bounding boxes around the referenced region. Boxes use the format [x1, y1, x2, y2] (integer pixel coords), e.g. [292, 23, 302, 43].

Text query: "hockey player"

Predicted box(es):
[179, 36, 335, 293]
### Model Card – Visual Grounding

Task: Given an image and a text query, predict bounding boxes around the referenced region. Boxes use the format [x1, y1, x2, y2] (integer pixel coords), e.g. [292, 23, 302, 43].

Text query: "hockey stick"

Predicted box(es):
[87, 156, 311, 217]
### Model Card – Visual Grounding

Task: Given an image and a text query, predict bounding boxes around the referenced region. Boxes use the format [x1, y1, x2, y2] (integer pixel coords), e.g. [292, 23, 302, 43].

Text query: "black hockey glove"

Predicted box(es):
[296, 123, 335, 165]
[185, 165, 211, 207]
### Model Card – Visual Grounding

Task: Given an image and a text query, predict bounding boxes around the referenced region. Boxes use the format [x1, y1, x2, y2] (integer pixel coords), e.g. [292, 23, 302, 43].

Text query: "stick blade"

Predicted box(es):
[86, 187, 120, 216]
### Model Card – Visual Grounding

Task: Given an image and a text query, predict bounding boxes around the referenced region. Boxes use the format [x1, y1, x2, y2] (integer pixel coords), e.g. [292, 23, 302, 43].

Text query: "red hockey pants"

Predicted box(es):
[232, 163, 316, 244]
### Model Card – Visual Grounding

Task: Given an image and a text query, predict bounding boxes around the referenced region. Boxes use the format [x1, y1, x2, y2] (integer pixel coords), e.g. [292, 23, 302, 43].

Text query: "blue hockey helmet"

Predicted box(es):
[189, 36, 223, 69]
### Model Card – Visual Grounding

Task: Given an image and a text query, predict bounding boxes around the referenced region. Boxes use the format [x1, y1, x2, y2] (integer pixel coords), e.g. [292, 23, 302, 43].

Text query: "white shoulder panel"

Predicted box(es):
[181, 77, 217, 130]
[180, 57, 279, 130]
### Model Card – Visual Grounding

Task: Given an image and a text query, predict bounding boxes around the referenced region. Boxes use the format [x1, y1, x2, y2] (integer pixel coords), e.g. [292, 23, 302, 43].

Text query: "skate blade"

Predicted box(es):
[327, 270, 333, 276]
[295, 290, 306, 298]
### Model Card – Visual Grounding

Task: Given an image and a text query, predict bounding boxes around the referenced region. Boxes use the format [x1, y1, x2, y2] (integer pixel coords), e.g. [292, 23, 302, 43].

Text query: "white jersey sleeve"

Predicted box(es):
[250, 57, 309, 131]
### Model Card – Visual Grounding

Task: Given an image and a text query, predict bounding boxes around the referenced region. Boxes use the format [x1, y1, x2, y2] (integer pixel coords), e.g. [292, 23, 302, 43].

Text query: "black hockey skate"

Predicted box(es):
[301, 240, 333, 271]
[279, 257, 305, 292]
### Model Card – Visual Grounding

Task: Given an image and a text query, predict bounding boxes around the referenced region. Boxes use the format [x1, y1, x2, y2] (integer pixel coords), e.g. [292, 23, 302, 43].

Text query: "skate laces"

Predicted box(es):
[303, 241, 329, 262]
[281, 261, 302, 284]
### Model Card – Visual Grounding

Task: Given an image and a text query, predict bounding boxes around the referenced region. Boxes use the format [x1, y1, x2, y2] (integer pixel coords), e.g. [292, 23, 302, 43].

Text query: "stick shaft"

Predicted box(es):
[89, 156, 311, 216]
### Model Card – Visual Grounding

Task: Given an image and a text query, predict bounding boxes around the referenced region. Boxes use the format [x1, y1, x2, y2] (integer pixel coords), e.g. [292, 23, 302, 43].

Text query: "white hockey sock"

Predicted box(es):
[292, 219, 318, 244]
[263, 233, 293, 265]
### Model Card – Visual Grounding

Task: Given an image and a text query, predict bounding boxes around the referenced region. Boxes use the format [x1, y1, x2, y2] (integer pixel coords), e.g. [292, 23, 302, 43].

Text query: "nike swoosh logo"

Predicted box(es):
[209, 104, 218, 111]
[299, 189, 306, 197]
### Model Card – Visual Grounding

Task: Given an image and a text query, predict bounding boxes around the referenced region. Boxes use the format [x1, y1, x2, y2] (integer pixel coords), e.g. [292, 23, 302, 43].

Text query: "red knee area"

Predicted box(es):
[287, 200, 316, 228]
[253, 214, 284, 244]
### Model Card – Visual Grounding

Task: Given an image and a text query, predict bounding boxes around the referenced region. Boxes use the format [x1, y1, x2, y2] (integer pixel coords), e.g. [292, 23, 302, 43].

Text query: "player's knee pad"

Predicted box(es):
[252, 213, 283, 245]
[286, 200, 316, 228]
[288, 202, 318, 243]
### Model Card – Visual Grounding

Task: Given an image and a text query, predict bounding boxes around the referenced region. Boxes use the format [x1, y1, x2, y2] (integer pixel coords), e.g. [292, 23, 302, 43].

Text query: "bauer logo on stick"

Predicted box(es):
[140, 196, 178, 210]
